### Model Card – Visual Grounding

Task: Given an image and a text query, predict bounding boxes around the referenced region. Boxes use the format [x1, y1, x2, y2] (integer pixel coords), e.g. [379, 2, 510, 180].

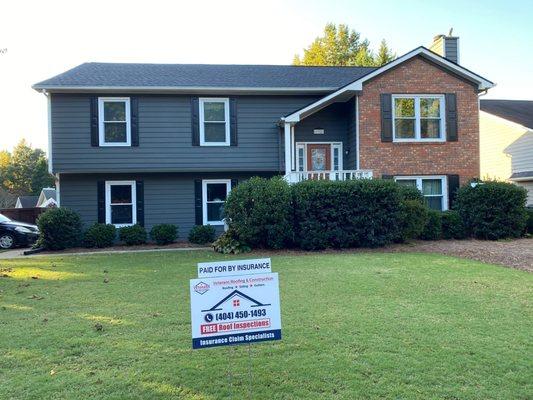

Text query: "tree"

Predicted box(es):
[293, 23, 395, 67]
[375, 39, 396, 66]
[1, 140, 54, 197]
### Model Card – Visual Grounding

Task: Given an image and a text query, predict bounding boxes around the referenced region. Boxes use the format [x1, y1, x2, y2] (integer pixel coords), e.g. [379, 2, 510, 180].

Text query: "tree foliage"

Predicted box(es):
[0, 139, 54, 199]
[293, 23, 395, 67]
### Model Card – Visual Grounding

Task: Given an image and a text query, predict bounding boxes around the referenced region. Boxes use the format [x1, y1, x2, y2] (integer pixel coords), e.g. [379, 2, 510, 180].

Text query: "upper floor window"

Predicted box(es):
[392, 95, 445, 142]
[395, 176, 448, 211]
[199, 98, 230, 146]
[98, 97, 131, 146]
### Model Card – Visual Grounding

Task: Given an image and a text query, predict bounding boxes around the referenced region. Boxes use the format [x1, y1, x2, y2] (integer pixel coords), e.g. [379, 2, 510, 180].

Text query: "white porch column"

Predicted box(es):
[284, 122, 292, 176]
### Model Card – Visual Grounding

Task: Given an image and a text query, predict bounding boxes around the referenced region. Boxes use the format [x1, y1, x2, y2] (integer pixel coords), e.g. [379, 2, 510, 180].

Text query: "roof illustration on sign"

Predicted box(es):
[202, 290, 270, 311]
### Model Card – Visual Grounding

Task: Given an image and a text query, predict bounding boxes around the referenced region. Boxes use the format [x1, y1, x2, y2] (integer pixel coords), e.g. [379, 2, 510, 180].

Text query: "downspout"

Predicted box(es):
[355, 95, 360, 170]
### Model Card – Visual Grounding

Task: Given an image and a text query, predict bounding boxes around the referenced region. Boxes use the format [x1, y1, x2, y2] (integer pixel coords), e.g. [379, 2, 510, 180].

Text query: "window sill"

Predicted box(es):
[391, 140, 447, 145]
[204, 221, 225, 226]
[99, 143, 132, 147]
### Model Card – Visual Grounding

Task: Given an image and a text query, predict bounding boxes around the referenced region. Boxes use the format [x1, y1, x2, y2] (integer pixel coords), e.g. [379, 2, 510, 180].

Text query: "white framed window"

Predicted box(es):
[105, 181, 137, 227]
[202, 179, 231, 225]
[199, 98, 230, 146]
[98, 97, 131, 146]
[392, 95, 445, 142]
[395, 176, 448, 211]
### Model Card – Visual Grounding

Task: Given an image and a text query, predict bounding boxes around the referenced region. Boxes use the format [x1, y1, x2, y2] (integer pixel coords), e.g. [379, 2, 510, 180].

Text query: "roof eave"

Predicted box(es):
[31, 85, 338, 95]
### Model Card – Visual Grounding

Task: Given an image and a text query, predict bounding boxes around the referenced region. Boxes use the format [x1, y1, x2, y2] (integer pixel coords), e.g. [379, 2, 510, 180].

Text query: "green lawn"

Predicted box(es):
[0, 251, 531, 399]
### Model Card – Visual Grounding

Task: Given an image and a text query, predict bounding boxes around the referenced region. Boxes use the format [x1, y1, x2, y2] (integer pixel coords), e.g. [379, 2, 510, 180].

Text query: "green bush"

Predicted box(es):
[224, 177, 293, 249]
[118, 224, 147, 246]
[441, 210, 467, 239]
[213, 228, 250, 254]
[398, 199, 429, 241]
[526, 208, 533, 235]
[83, 223, 116, 248]
[150, 224, 178, 245]
[188, 225, 216, 245]
[420, 210, 443, 240]
[456, 181, 528, 240]
[292, 179, 403, 250]
[36, 207, 83, 250]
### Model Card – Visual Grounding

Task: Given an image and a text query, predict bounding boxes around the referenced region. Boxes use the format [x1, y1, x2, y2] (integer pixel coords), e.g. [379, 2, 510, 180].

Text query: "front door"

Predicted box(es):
[307, 144, 331, 171]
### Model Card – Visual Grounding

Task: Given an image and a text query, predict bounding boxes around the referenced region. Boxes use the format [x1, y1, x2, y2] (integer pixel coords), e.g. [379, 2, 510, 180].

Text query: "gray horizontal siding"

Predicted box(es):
[59, 172, 276, 238]
[294, 102, 351, 168]
[51, 94, 318, 173]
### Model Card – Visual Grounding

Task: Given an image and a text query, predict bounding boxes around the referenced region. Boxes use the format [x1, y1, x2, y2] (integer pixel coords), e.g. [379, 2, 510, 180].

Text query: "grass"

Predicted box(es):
[0, 251, 531, 399]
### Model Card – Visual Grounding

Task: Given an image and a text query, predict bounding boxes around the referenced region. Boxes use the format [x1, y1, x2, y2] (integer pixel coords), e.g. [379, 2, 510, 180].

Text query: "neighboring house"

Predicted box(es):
[480, 100, 533, 206]
[15, 196, 39, 209]
[32, 33, 493, 236]
[36, 188, 58, 208]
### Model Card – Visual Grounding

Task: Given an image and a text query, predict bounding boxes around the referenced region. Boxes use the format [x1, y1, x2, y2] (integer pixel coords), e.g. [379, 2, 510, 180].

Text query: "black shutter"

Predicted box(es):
[231, 179, 238, 190]
[447, 174, 460, 209]
[382, 174, 394, 180]
[445, 93, 458, 142]
[90, 97, 99, 147]
[194, 179, 203, 225]
[97, 180, 105, 223]
[380, 94, 393, 142]
[191, 98, 200, 146]
[136, 180, 144, 227]
[131, 97, 139, 146]
[230, 98, 238, 146]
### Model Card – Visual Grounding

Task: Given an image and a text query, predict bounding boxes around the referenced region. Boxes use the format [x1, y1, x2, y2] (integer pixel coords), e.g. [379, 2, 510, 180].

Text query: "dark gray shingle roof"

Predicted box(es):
[41, 188, 57, 201]
[33, 63, 377, 90]
[17, 196, 38, 208]
[480, 100, 533, 129]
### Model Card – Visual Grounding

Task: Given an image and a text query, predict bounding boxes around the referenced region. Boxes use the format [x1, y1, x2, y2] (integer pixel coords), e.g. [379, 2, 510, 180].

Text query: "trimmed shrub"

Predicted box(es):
[420, 210, 443, 240]
[36, 207, 83, 250]
[398, 199, 429, 241]
[150, 224, 178, 245]
[83, 223, 116, 248]
[188, 225, 216, 245]
[213, 228, 250, 254]
[456, 181, 528, 240]
[526, 208, 533, 235]
[292, 179, 403, 250]
[441, 210, 467, 239]
[224, 177, 293, 249]
[118, 224, 147, 245]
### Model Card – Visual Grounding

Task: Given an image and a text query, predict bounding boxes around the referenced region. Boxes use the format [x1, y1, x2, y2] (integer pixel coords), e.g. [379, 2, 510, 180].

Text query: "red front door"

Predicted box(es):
[306, 144, 331, 171]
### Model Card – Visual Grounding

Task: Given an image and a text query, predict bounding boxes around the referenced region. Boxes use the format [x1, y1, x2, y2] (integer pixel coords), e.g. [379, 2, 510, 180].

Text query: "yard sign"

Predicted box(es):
[190, 258, 281, 349]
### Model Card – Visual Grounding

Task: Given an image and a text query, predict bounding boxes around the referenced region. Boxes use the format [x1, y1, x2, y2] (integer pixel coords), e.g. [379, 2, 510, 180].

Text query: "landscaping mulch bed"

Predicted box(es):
[384, 238, 533, 272]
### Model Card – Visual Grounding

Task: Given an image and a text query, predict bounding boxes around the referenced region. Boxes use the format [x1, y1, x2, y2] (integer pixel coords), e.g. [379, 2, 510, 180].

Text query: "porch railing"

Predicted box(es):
[284, 170, 373, 184]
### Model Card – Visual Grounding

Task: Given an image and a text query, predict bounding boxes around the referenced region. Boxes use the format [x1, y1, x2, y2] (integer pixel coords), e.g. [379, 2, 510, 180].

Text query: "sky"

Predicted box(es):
[1, 0, 532, 153]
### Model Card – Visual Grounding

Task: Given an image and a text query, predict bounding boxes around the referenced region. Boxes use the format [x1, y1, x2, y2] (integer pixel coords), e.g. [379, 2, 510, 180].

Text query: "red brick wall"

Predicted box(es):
[358, 56, 480, 185]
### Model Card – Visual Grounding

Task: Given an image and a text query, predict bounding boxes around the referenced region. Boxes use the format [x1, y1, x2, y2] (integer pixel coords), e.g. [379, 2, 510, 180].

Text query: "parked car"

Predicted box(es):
[0, 213, 40, 249]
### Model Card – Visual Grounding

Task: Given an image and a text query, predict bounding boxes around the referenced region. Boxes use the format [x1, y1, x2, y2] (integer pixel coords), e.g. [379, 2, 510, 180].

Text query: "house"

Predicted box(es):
[36, 188, 58, 208]
[32, 33, 493, 236]
[15, 195, 39, 209]
[479, 100, 533, 206]
[14, 188, 57, 209]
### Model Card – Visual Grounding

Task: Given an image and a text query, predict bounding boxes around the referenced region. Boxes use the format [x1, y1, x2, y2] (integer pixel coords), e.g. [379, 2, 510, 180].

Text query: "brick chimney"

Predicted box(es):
[430, 29, 459, 64]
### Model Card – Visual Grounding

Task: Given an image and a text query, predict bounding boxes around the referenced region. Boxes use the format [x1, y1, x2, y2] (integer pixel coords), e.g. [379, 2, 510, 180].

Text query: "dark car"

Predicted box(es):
[0, 214, 40, 249]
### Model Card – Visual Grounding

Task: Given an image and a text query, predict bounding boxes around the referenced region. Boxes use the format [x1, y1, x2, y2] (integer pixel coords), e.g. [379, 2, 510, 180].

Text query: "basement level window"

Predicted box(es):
[395, 176, 448, 211]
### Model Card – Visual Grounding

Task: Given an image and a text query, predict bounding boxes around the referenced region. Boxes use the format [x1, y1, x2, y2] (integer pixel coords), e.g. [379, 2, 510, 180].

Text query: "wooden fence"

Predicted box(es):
[0, 207, 47, 224]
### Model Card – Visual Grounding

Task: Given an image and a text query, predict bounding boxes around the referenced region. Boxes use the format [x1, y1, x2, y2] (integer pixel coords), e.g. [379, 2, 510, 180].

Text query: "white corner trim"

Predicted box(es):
[46, 92, 53, 174]
[355, 95, 360, 170]
[283, 46, 494, 123]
